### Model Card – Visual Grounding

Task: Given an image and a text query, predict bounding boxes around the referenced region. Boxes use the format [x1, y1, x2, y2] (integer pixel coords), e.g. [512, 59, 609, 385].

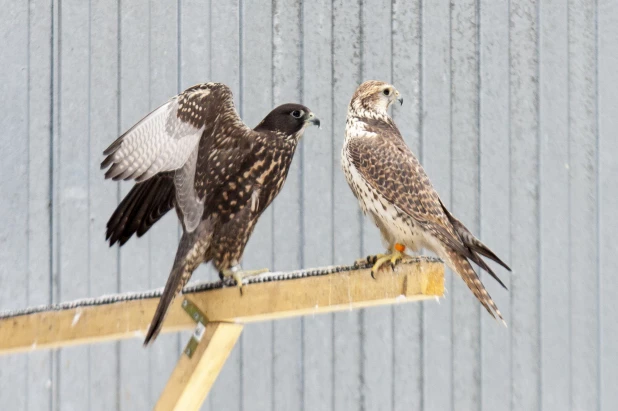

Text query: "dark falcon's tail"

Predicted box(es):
[106, 173, 175, 246]
[446, 248, 506, 325]
[144, 229, 212, 345]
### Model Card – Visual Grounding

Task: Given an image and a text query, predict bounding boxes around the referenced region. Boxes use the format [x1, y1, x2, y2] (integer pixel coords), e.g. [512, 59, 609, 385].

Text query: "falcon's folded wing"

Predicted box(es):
[346, 135, 472, 260]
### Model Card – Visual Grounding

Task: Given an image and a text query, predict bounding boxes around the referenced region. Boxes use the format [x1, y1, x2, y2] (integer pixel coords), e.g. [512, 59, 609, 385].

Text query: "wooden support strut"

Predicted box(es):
[155, 300, 244, 411]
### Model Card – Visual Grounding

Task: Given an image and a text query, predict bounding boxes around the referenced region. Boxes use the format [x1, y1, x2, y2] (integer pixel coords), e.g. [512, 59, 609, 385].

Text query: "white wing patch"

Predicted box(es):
[174, 146, 205, 232]
[102, 98, 205, 182]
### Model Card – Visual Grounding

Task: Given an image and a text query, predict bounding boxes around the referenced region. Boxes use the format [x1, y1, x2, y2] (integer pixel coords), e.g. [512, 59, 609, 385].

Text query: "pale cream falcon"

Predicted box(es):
[341, 80, 510, 322]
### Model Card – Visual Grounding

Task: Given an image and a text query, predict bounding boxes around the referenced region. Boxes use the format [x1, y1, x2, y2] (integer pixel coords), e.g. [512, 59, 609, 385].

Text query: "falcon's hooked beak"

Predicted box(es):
[305, 112, 321, 129]
[395, 90, 403, 106]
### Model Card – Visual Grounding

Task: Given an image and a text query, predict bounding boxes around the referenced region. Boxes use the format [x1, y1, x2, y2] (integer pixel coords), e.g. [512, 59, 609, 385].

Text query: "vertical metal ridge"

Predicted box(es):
[475, 1, 483, 408]
[566, 1, 573, 408]
[329, 5, 337, 409]
[239, 0, 244, 118]
[87, 0, 93, 407]
[448, 0, 454, 407]
[330, 0, 336, 266]
[51, 0, 61, 408]
[267, 34, 276, 411]
[26, 0, 32, 408]
[238, 3, 245, 409]
[418, 1, 425, 408]
[175, 0, 183, 367]
[594, 0, 601, 409]
[358, 0, 364, 264]
[535, 0, 543, 409]
[390, 0, 396, 408]
[177, 0, 181, 93]
[359, 309, 366, 411]
[537, 2, 544, 409]
[270, 0, 275, 270]
[506, 1, 513, 409]
[146, 0, 153, 406]
[208, 0, 212, 80]
[87, 0, 92, 298]
[357, 2, 366, 410]
[299, 1, 305, 409]
[115, 1, 122, 409]
[299, 0, 305, 270]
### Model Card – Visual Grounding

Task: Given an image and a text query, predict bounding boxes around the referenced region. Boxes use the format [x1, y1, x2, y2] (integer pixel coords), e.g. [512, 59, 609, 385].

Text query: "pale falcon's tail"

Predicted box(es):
[446, 248, 506, 325]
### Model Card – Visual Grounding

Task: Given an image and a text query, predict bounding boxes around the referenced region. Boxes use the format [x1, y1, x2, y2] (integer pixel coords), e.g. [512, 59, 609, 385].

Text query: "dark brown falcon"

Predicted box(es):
[102, 82, 320, 344]
[341, 80, 510, 323]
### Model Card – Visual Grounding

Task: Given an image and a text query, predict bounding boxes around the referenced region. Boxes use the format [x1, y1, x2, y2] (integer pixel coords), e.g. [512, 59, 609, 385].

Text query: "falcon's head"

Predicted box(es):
[255, 104, 320, 137]
[350, 80, 403, 115]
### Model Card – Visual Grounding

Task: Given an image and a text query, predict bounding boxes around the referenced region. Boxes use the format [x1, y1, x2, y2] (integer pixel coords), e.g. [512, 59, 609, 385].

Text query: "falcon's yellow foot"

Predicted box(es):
[370, 243, 407, 279]
[221, 266, 269, 296]
[356, 253, 388, 267]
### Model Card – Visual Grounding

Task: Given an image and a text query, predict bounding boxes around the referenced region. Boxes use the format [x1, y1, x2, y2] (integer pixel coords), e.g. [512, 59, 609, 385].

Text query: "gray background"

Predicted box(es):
[0, 0, 616, 410]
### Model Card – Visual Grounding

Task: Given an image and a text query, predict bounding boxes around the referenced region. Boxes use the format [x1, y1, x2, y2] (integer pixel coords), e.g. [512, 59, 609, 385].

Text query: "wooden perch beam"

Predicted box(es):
[0, 258, 444, 355]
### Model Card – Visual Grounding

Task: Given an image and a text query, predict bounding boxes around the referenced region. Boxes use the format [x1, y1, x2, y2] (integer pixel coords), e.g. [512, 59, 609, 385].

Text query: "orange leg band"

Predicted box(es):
[394, 243, 406, 253]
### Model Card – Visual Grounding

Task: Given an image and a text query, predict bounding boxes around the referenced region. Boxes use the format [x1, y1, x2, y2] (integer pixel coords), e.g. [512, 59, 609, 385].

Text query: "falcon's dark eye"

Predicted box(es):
[383, 88, 391, 96]
[291, 110, 303, 118]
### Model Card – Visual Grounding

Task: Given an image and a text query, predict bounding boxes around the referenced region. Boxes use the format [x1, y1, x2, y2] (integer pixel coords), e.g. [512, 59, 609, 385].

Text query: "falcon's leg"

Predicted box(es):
[370, 243, 408, 279]
[220, 264, 269, 295]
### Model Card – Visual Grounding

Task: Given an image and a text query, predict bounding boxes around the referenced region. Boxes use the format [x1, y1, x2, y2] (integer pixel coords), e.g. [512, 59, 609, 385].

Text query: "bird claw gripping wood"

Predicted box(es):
[220, 265, 269, 296]
[369, 243, 408, 279]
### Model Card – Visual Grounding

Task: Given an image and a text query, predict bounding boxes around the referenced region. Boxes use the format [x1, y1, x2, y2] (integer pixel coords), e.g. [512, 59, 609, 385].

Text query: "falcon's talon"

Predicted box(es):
[369, 248, 406, 278]
[232, 272, 244, 296]
[390, 253, 404, 266]
[222, 266, 269, 296]
[356, 254, 383, 267]
[367, 253, 387, 265]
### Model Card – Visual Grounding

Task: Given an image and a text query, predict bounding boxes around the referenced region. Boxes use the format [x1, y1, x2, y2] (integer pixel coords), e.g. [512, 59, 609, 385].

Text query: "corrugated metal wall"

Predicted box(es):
[0, 0, 616, 410]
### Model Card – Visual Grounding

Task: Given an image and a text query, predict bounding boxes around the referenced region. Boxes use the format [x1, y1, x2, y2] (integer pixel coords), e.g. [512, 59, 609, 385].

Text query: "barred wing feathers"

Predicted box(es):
[102, 82, 255, 233]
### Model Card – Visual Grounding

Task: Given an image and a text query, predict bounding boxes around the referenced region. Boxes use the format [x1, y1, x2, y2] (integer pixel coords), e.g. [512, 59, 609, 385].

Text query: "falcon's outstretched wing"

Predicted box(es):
[101, 82, 255, 232]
